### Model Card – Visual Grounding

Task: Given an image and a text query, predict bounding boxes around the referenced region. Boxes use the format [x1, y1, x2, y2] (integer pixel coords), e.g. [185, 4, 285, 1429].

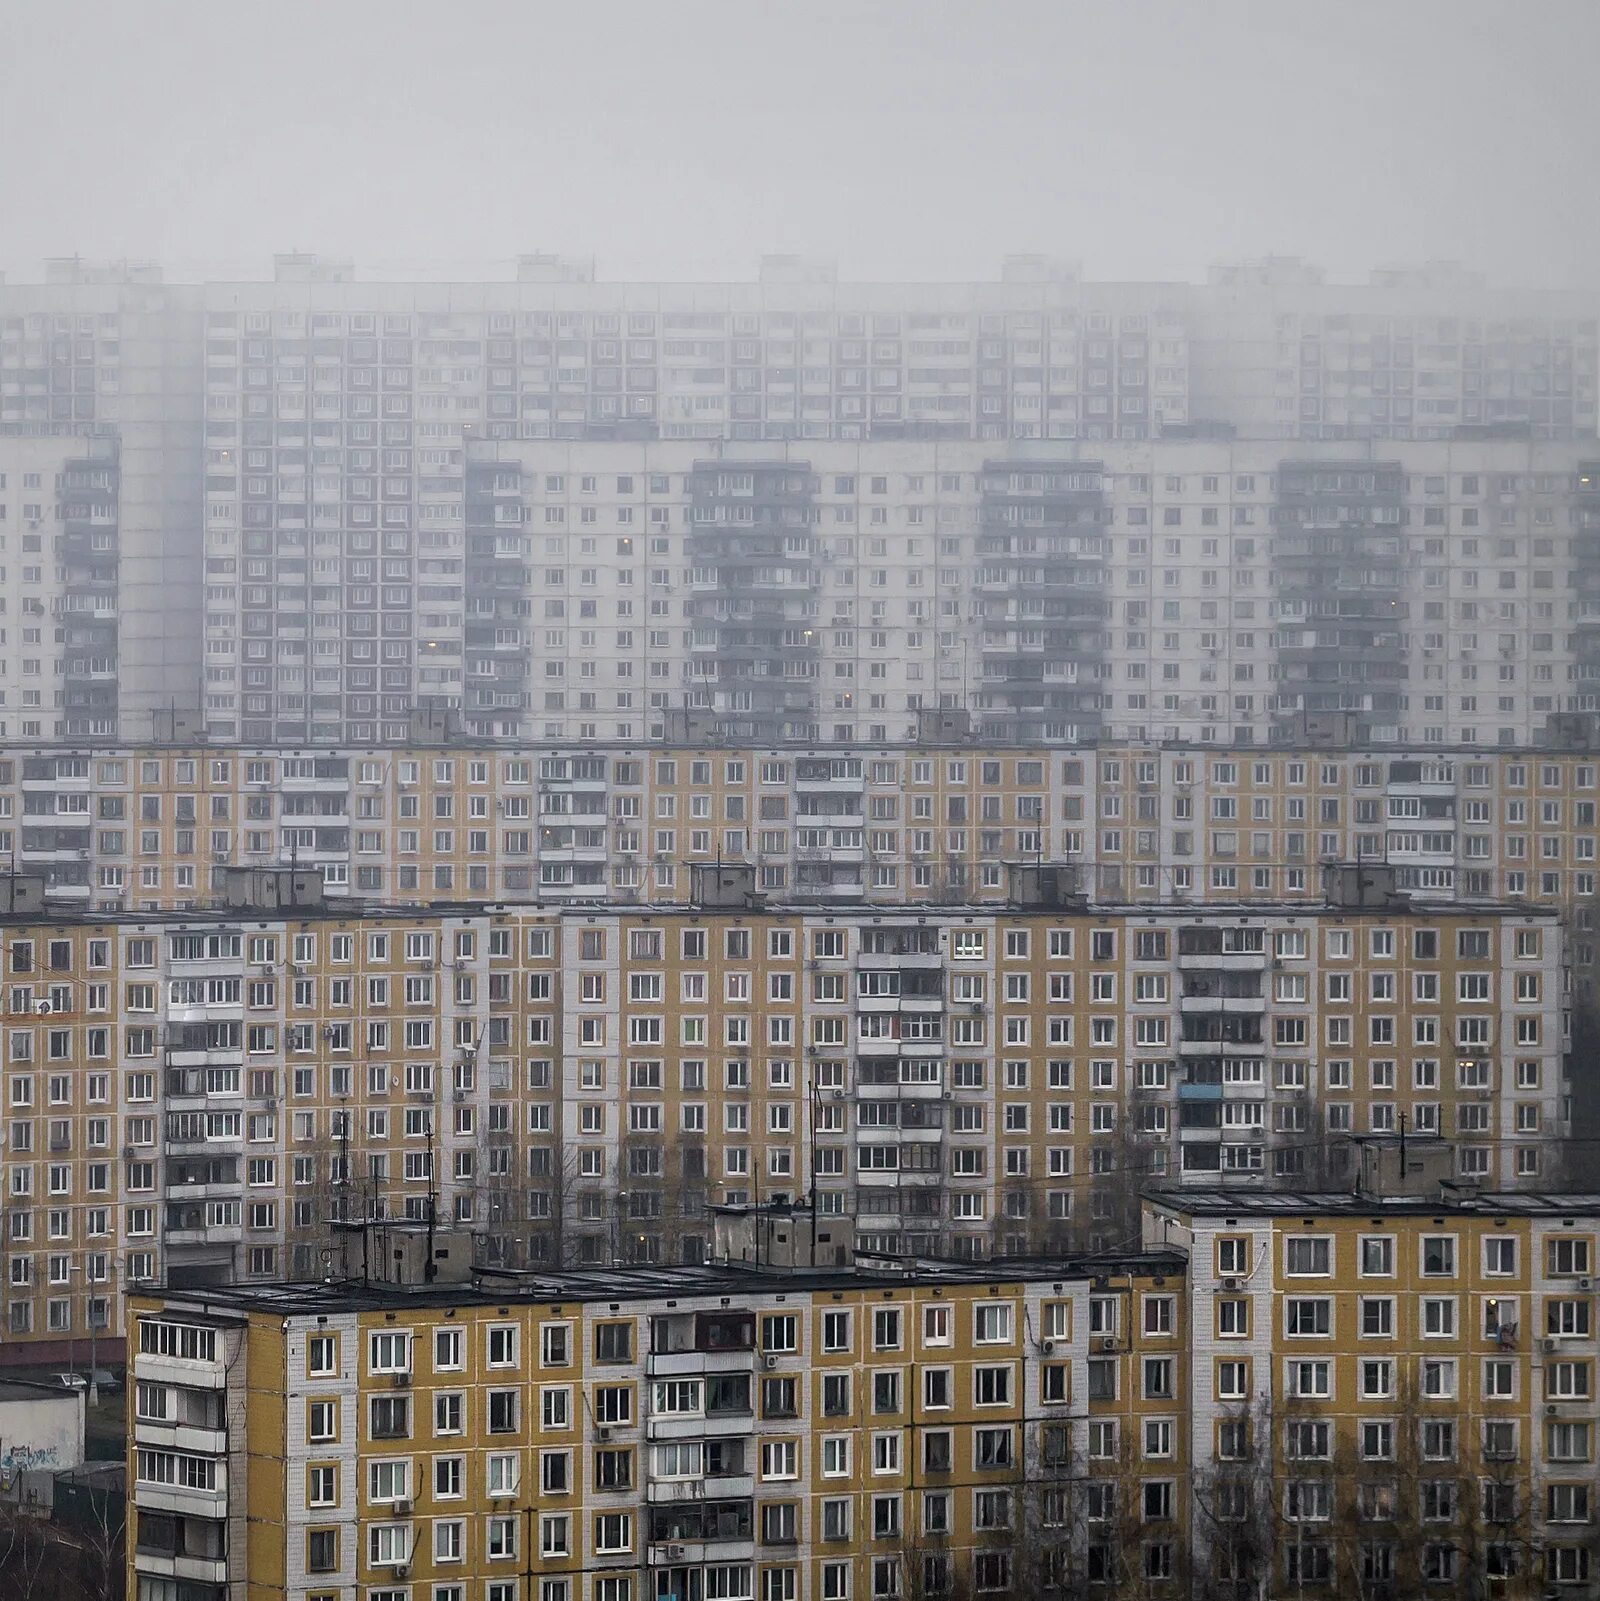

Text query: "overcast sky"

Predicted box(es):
[2, 0, 1596, 288]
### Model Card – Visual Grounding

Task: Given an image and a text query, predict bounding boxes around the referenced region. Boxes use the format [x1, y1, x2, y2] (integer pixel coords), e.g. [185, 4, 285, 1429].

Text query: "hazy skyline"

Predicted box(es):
[3, 0, 1598, 288]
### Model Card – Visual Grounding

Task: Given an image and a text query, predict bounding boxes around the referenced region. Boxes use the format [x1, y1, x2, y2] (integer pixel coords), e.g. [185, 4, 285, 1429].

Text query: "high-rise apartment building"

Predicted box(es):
[0, 883, 1566, 1352]
[0, 257, 204, 735]
[2, 255, 1594, 741]
[6, 740, 1600, 915]
[0, 431, 119, 738]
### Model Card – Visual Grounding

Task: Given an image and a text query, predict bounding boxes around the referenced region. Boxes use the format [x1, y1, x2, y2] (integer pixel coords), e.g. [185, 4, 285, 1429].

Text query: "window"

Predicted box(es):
[762, 1313, 798, 1353]
[308, 1333, 338, 1376]
[487, 1389, 519, 1433]
[1549, 1238, 1593, 1277]
[973, 1302, 1012, 1344]
[369, 1395, 409, 1439]
[1485, 1237, 1517, 1276]
[594, 1321, 633, 1363]
[1286, 1236, 1331, 1276]
[369, 1331, 409, 1374]
[1421, 1236, 1457, 1277]
[1361, 1236, 1394, 1276]
[307, 1529, 338, 1573]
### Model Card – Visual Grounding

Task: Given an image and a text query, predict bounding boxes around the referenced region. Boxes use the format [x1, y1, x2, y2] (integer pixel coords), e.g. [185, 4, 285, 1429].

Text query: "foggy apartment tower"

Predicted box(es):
[0, 252, 1594, 743]
[0, 257, 203, 739]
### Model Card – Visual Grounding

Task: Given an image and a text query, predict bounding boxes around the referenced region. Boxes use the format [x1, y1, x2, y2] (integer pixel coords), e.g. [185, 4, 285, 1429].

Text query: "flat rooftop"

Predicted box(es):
[0, 896, 1556, 929]
[1145, 1188, 1600, 1219]
[135, 1252, 1189, 1319]
[0, 1377, 80, 1404]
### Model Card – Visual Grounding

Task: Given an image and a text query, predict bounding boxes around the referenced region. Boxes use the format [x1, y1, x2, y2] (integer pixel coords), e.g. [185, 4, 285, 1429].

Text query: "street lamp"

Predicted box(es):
[65, 1257, 113, 1406]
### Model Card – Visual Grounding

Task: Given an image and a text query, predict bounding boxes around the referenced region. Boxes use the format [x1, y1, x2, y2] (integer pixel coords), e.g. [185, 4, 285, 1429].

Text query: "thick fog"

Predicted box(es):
[2, 0, 1597, 286]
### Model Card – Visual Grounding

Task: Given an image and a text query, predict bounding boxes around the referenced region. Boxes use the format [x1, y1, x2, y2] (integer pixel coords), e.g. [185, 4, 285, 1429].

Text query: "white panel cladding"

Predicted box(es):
[283, 1311, 360, 1594]
[1183, 1217, 1274, 1483]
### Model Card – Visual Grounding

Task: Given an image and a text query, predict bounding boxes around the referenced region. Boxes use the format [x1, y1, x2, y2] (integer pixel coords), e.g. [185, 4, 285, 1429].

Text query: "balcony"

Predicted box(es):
[855, 992, 938, 1014]
[1179, 994, 1267, 1015]
[648, 1538, 756, 1567]
[854, 1079, 947, 1101]
[1178, 1036, 1264, 1056]
[131, 1466, 228, 1521]
[1175, 941, 1267, 969]
[646, 1348, 756, 1378]
[131, 1552, 228, 1588]
[856, 1168, 944, 1188]
[645, 1409, 755, 1442]
[646, 1472, 755, 1504]
[134, 1347, 227, 1391]
[163, 1224, 243, 1248]
[855, 1034, 944, 1058]
[854, 946, 943, 968]
[134, 1419, 228, 1458]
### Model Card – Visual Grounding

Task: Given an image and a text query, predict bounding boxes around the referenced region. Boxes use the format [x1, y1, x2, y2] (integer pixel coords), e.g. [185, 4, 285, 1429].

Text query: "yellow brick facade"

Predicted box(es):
[5, 742, 1600, 919]
[1, 900, 1568, 1355]
[128, 1194, 1600, 1601]
[127, 1253, 1192, 1601]
[1148, 1192, 1600, 1597]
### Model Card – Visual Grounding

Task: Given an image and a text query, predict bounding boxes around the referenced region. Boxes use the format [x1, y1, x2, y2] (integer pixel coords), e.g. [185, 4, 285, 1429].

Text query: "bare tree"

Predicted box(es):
[1190, 1394, 1277, 1601]
[517, 1133, 584, 1268]
[0, 1502, 54, 1601]
[0, 1493, 124, 1601]
[64, 1480, 126, 1601]
[283, 1113, 345, 1278]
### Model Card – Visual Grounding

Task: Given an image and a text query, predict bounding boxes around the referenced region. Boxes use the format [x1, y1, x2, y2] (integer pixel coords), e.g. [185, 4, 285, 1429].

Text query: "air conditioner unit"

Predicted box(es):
[664, 1543, 687, 1561]
[1581, 1277, 1594, 1292]
[763, 1353, 780, 1370]
[1098, 1336, 1117, 1353]
[1546, 1403, 1559, 1415]
[1545, 1338, 1559, 1353]
[392, 1566, 409, 1581]
[393, 1499, 412, 1517]
[1040, 1338, 1055, 1355]
[391, 1371, 411, 1388]
[1220, 1276, 1240, 1292]
[595, 1425, 612, 1442]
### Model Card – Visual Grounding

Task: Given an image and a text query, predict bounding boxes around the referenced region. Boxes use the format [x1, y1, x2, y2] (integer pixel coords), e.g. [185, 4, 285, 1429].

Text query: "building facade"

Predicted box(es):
[0, 893, 1565, 1354]
[3, 255, 1596, 743]
[7, 740, 1600, 918]
[126, 1191, 1600, 1601]
[0, 257, 204, 735]
[126, 1253, 1193, 1601]
[1146, 1190, 1600, 1598]
[183, 437, 1600, 747]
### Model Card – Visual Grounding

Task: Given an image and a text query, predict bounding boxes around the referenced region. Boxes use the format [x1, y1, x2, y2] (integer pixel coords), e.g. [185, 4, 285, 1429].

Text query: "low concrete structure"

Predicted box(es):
[0, 1378, 85, 1489]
